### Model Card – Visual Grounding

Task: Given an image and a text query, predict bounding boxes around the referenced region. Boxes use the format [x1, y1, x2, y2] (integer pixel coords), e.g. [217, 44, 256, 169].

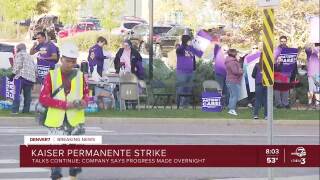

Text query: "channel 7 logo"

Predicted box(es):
[290, 147, 307, 165]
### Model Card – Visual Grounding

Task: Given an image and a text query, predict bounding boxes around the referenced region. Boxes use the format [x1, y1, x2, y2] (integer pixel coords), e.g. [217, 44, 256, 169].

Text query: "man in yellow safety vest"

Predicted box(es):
[39, 42, 90, 180]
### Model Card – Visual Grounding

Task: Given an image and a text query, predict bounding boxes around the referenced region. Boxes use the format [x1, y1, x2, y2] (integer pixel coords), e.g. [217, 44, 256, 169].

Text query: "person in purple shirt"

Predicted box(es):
[88, 36, 110, 77]
[305, 43, 320, 107]
[176, 34, 202, 108]
[30, 32, 59, 84]
[274, 35, 291, 109]
[30, 32, 59, 69]
[213, 43, 229, 106]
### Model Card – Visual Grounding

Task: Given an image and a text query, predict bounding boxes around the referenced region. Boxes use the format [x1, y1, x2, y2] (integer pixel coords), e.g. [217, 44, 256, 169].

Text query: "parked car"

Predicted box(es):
[0, 43, 15, 69]
[58, 22, 98, 38]
[158, 25, 193, 56]
[127, 24, 192, 57]
[28, 14, 62, 42]
[79, 16, 102, 30]
[111, 16, 147, 36]
[126, 24, 172, 49]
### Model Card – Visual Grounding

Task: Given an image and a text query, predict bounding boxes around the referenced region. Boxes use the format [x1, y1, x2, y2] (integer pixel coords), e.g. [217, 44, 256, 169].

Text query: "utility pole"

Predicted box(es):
[148, 0, 153, 80]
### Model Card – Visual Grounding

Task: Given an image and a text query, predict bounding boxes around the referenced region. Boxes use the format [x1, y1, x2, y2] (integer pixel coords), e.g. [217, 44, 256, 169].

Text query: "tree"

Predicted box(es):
[0, 0, 37, 21]
[35, 0, 52, 15]
[55, 0, 84, 25]
[154, 0, 208, 31]
[92, 0, 125, 42]
[0, 0, 38, 38]
[215, 0, 320, 48]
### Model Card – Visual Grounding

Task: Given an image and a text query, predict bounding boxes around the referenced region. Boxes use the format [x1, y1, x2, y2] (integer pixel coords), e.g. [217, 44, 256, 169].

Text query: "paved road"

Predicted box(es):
[0, 117, 319, 179]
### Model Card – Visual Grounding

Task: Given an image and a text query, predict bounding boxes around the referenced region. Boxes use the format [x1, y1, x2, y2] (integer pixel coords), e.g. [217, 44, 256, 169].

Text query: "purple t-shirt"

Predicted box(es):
[213, 44, 227, 77]
[35, 41, 59, 68]
[88, 44, 105, 73]
[176, 45, 200, 74]
[306, 47, 320, 77]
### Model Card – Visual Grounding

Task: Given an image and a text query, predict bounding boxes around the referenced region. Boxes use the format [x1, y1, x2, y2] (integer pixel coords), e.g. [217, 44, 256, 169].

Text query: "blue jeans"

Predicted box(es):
[274, 90, 289, 106]
[254, 84, 267, 117]
[176, 72, 194, 107]
[226, 82, 240, 110]
[215, 73, 229, 106]
[12, 79, 33, 113]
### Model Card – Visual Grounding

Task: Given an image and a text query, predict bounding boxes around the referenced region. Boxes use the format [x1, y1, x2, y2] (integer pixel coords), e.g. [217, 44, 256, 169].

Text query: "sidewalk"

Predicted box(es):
[216, 175, 319, 180]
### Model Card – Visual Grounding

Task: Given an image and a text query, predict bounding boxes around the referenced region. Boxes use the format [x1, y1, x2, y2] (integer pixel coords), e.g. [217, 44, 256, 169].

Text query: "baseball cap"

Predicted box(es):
[60, 42, 79, 58]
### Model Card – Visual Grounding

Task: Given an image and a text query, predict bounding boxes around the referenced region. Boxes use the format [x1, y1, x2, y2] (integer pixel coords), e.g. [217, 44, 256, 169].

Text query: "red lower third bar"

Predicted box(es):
[20, 145, 320, 167]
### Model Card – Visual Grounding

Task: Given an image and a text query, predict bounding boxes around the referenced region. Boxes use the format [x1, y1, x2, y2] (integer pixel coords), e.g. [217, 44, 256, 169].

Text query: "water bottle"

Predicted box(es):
[3, 101, 7, 110]
[0, 101, 4, 109]
[92, 103, 98, 112]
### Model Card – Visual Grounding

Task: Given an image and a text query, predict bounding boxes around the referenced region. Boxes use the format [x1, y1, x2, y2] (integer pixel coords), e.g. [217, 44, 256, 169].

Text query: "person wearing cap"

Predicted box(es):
[176, 34, 202, 108]
[87, 36, 112, 76]
[10, 43, 36, 114]
[225, 49, 243, 116]
[39, 42, 89, 180]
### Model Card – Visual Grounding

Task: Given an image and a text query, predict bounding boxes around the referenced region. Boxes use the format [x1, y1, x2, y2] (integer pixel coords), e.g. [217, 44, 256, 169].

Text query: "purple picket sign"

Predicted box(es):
[197, 30, 213, 42]
[37, 59, 52, 83]
[213, 44, 227, 77]
[279, 48, 298, 74]
[0, 77, 6, 98]
[245, 51, 261, 64]
[0, 77, 21, 101]
[201, 92, 223, 112]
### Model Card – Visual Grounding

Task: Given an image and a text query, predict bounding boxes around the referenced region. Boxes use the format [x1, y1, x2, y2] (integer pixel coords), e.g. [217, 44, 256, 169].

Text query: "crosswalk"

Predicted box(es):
[0, 158, 50, 180]
[0, 126, 112, 179]
[0, 126, 114, 135]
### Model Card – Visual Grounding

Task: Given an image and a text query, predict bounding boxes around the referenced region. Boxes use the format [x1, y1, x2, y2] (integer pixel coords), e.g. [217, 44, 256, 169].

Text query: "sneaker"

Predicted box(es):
[228, 110, 238, 116]
[247, 103, 253, 108]
[11, 112, 18, 115]
[253, 116, 259, 119]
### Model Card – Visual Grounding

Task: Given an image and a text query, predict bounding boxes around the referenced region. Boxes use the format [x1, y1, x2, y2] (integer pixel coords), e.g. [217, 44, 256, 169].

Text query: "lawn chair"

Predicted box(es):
[119, 73, 139, 110]
[150, 80, 173, 109]
[138, 80, 149, 109]
[203, 80, 222, 93]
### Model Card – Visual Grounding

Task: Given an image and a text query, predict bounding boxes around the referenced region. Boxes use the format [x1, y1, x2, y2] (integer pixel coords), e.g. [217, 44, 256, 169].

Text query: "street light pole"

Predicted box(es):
[134, 0, 137, 17]
[149, 0, 153, 81]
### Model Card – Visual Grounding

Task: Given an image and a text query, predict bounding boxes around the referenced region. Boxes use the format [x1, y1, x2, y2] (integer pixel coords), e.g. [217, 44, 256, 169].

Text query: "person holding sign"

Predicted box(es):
[176, 34, 202, 108]
[274, 36, 297, 109]
[10, 43, 36, 114]
[39, 42, 89, 180]
[213, 43, 229, 106]
[30, 32, 59, 84]
[305, 43, 320, 108]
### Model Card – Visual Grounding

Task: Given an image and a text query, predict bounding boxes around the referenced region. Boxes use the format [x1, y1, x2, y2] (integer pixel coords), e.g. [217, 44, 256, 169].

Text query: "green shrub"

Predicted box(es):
[0, 68, 12, 77]
[295, 74, 309, 104]
[143, 59, 214, 104]
[58, 31, 123, 53]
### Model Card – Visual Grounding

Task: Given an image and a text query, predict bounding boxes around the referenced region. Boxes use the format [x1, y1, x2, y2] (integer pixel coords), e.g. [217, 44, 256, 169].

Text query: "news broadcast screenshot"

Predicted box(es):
[0, 0, 319, 179]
